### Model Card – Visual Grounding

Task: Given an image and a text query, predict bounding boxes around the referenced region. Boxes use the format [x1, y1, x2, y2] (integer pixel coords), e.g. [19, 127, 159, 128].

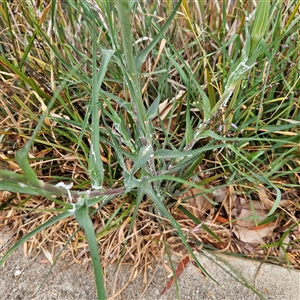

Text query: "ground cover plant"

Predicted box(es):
[0, 0, 300, 299]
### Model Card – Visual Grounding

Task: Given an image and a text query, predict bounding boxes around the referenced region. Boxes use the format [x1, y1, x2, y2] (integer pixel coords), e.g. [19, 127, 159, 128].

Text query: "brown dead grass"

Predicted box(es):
[1, 2, 300, 297]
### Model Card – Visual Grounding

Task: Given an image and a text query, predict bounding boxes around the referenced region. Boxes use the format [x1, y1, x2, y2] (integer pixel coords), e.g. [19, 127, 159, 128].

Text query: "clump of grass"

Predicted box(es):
[1, 0, 300, 299]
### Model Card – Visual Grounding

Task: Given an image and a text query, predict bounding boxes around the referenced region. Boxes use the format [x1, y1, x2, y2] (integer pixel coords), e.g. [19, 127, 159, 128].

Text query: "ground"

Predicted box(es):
[1, 244, 299, 300]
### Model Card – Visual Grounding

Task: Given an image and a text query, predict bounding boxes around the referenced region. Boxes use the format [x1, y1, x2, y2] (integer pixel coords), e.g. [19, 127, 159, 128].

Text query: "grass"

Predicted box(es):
[0, 0, 300, 299]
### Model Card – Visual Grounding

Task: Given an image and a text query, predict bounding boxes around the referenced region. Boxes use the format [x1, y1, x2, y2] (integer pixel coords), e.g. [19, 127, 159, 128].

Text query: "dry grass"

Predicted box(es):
[1, 0, 300, 297]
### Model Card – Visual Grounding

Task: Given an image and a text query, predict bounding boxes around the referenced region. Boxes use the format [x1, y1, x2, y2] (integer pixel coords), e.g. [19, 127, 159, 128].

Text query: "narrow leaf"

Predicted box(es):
[75, 197, 106, 300]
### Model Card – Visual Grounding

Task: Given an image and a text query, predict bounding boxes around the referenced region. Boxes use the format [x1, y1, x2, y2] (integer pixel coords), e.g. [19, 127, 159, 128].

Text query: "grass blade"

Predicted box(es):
[75, 196, 106, 300]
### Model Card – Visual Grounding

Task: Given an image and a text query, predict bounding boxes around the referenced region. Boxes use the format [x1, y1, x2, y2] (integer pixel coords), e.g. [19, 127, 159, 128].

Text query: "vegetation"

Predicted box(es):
[0, 0, 299, 299]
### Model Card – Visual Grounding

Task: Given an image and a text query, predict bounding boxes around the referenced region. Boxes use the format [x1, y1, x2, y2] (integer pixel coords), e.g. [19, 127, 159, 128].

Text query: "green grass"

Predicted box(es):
[0, 0, 300, 299]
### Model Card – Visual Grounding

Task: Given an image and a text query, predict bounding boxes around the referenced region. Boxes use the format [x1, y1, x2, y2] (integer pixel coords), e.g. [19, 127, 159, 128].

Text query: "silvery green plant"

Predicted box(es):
[1, 0, 296, 299]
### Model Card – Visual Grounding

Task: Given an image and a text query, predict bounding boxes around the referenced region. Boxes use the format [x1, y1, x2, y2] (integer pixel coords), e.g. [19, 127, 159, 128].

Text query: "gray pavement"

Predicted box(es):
[0, 247, 299, 300]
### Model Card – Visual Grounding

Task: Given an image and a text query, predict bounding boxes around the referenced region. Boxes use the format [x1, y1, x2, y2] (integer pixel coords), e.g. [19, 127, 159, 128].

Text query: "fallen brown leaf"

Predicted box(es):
[186, 183, 213, 219]
[233, 223, 276, 244]
[160, 255, 190, 295]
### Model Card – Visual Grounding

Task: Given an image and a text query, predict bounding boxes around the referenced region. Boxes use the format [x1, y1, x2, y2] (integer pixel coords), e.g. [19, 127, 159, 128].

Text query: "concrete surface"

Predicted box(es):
[0, 247, 299, 300]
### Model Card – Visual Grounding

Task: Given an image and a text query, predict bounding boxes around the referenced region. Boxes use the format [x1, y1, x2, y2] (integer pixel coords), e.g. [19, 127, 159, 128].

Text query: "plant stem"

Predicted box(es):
[115, 0, 150, 142]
